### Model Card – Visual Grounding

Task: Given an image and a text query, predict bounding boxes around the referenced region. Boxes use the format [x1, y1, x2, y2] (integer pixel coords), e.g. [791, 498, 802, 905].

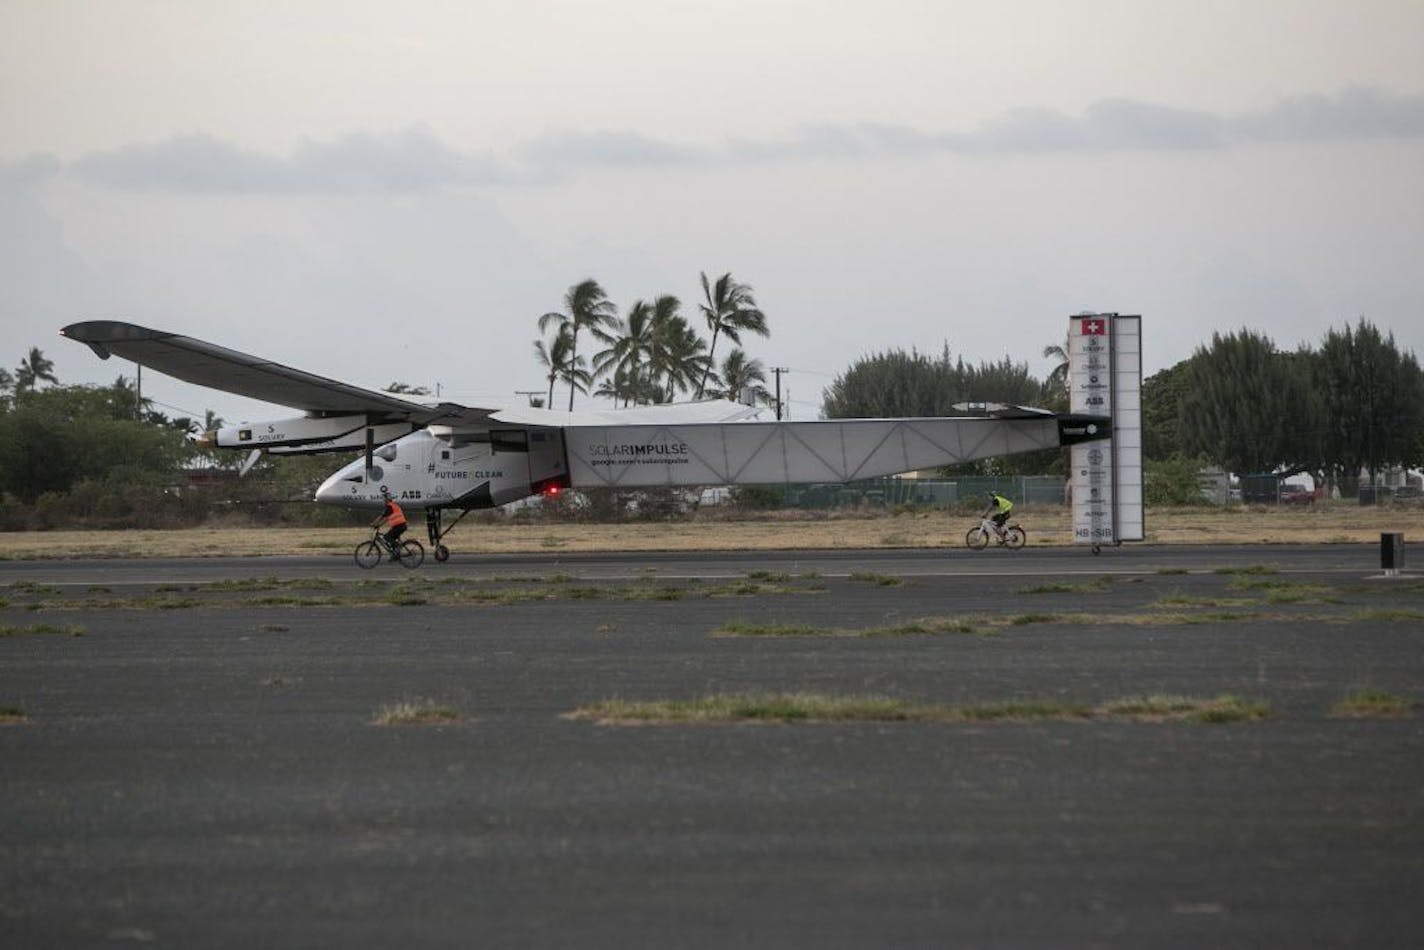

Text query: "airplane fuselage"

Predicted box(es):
[315, 427, 569, 510]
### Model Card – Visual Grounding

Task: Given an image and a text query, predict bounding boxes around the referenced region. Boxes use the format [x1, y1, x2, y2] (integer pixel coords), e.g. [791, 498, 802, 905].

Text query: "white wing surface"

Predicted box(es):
[564, 416, 1106, 487]
[60, 321, 761, 428]
[61, 320, 489, 424]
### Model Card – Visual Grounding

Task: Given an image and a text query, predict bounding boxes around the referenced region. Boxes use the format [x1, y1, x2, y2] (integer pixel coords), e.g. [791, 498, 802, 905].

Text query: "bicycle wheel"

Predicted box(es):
[1004, 526, 1026, 550]
[354, 540, 383, 569]
[397, 539, 425, 569]
[965, 527, 989, 550]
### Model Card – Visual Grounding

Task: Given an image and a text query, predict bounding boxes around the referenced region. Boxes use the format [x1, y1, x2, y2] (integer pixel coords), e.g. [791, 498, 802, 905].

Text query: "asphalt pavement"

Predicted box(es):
[2, 545, 1421, 948]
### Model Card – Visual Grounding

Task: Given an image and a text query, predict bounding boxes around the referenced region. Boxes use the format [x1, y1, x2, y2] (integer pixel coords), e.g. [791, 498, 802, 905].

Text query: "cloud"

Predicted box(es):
[70, 126, 517, 194]
[1228, 86, 1424, 142]
[516, 129, 705, 171]
[0, 153, 63, 188]
[43, 86, 1424, 195]
[974, 99, 1225, 152]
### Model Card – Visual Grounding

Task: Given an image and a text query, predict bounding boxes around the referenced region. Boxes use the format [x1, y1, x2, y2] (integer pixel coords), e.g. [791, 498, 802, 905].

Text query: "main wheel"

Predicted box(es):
[397, 539, 425, 569]
[1004, 526, 1026, 550]
[354, 541, 382, 569]
[965, 527, 989, 550]
[434, 544, 450, 562]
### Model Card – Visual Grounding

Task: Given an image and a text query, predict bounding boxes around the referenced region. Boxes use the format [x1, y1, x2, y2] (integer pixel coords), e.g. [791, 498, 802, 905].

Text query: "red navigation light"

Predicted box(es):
[543, 484, 560, 496]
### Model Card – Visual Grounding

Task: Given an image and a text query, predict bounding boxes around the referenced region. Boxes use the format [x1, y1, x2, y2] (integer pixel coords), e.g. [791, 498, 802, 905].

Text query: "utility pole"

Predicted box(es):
[135, 363, 142, 421]
[772, 367, 788, 421]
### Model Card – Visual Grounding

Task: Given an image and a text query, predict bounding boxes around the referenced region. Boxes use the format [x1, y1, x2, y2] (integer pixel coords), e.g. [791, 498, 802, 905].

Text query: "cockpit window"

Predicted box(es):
[342, 474, 364, 483]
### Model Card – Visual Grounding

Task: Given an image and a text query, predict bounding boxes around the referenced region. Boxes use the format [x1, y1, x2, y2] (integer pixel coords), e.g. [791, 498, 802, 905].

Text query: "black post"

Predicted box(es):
[1381, 532, 1404, 576]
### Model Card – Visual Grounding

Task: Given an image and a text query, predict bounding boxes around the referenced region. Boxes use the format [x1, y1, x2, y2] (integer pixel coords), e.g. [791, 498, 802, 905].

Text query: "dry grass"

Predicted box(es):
[369, 700, 462, 726]
[568, 692, 1269, 725]
[1330, 690, 1413, 718]
[1, 503, 1420, 559]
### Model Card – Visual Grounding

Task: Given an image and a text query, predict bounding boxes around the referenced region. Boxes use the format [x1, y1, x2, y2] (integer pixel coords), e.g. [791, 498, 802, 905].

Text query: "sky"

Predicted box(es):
[3, 0, 1423, 426]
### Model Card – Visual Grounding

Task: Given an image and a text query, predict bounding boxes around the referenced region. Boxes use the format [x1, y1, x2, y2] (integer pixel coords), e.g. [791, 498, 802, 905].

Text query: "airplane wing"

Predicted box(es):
[60, 320, 493, 424]
[561, 414, 1110, 488]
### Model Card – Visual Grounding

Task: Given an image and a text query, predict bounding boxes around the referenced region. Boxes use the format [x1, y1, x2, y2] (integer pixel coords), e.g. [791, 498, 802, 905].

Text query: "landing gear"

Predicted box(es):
[425, 506, 469, 563]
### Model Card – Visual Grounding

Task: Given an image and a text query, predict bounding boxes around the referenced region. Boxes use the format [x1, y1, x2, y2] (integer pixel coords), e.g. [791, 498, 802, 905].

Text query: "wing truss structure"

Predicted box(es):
[563, 416, 1103, 488]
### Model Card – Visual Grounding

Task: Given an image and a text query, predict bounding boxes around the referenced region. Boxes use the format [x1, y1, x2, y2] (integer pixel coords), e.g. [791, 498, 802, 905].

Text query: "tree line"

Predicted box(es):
[0, 350, 357, 529]
[534, 273, 771, 410]
[1144, 318, 1424, 493]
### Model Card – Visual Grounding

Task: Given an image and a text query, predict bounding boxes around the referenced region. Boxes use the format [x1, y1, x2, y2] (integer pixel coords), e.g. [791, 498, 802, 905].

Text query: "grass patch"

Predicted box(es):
[0, 622, 85, 637]
[210, 575, 283, 591]
[714, 617, 981, 638]
[706, 580, 818, 597]
[0, 705, 27, 724]
[245, 595, 337, 607]
[1154, 592, 1258, 608]
[1228, 578, 1343, 603]
[1183, 610, 1259, 625]
[257, 623, 290, 632]
[7, 581, 60, 595]
[370, 700, 462, 726]
[569, 692, 1269, 725]
[848, 572, 905, 587]
[1101, 694, 1270, 723]
[1155, 568, 1190, 575]
[1353, 608, 1424, 623]
[746, 570, 792, 582]
[1017, 576, 1113, 594]
[1008, 612, 1060, 626]
[1331, 689, 1412, 718]
[714, 621, 832, 637]
[569, 693, 952, 724]
[385, 591, 428, 606]
[451, 587, 554, 606]
[1212, 565, 1278, 576]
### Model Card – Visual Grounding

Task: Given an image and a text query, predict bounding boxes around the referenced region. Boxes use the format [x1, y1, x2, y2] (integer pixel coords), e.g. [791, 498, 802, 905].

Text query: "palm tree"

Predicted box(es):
[593, 300, 656, 406]
[696, 272, 767, 398]
[534, 324, 578, 409]
[1042, 340, 1069, 397]
[656, 315, 711, 403]
[711, 348, 770, 405]
[538, 279, 618, 410]
[14, 346, 58, 393]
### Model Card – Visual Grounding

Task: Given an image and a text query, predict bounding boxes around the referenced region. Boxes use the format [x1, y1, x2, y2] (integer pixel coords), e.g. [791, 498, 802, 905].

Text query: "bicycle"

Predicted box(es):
[354, 529, 425, 569]
[965, 517, 1026, 550]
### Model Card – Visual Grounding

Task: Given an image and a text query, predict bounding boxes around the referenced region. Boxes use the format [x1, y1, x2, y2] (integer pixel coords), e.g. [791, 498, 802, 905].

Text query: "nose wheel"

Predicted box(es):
[425, 507, 469, 563]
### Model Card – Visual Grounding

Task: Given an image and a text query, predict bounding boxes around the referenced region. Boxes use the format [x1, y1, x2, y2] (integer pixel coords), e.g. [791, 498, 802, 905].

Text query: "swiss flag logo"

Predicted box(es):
[1080, 317, 1107, 336]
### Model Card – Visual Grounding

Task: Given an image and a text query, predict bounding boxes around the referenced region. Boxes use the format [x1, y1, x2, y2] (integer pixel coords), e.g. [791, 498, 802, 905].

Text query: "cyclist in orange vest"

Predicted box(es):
[372, 487, 408, 551]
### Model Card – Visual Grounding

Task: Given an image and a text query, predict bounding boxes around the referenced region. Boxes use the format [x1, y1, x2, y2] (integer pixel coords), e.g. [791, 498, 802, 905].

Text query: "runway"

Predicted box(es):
[0, 540, 1399, 586]
[3, 545, 1422, 947]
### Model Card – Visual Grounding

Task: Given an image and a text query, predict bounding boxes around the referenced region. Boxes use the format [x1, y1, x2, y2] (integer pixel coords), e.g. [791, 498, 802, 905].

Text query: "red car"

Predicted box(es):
[1280, 484, 1316, 505]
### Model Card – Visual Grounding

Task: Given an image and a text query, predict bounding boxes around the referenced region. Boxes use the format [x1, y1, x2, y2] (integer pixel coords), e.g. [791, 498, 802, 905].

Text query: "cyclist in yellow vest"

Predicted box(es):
[372, 486, 408, 552]
[983, 491, 1013, 540]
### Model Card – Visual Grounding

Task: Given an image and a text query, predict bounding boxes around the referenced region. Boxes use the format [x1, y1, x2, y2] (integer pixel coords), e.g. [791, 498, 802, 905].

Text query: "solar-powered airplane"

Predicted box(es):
[61, 320, 1112, 561]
